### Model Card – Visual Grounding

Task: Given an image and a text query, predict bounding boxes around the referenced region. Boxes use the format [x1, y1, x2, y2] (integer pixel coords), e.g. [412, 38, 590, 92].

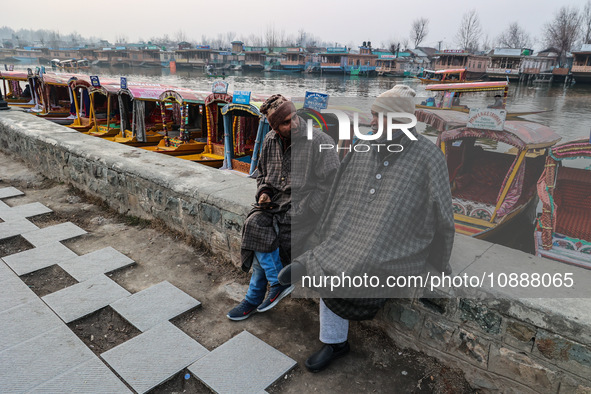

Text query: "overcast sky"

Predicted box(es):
[6, 0, 589, 50]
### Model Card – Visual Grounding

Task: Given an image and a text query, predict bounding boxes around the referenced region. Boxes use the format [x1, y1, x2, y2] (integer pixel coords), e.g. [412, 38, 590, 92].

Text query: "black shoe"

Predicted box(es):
[278, 262, 306, 286]
[257, 284, 295, 312]
[305, 341, 350, 373]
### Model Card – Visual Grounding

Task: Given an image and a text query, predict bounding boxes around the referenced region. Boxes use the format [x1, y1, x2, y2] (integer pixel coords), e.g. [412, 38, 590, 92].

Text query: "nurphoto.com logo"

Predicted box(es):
[304, 109, 418, 153]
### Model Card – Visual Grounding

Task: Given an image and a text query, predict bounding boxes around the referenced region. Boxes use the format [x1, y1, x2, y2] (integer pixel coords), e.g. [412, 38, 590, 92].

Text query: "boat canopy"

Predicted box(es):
[221, 102, 263, 117]
[549, 139, 591, 160]
[0, 71, 30, 80]
[435, 68, 466, 74]
[440, 121, 562, 150]
[204, 92, 233, 106]
[415, 108, 470, 132]
[159, 89, 209, 104]
[119, 83, 179, 101]
[426, 81, 508, 92]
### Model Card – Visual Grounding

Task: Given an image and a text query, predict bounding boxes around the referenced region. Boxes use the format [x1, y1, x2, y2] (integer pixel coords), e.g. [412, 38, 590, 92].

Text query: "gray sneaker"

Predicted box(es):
[257, 284, 295, 312]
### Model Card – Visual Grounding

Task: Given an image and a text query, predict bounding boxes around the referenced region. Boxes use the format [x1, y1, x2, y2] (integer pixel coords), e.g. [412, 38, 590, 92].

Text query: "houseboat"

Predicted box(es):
[535, 139, 591, 268]
[175, 45, 212, 69]
[486, 48, 532, 80]
[343, 43, 377, 75]
[571, 44, 591, 83]
[319, 47, 349, 73]
[243, 47, 266, 71]
[275, 47, 306, 72]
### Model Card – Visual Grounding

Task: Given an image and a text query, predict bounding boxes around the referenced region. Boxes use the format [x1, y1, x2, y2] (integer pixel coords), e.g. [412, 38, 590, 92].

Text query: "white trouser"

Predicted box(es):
[319, 298, 349, 344]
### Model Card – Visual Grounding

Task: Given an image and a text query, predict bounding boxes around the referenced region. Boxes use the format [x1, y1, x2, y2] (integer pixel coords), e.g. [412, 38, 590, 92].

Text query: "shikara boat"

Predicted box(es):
[51, 59, 91, 71]
[417, 81, 550, 119]
[417, 68, 475, 84]
[535, 139, 591, 268]
[141, 89, 209, 156]
[29, 72, 79, 124]
[67, 76, 120, 133]
[175, 91, 233, 167]
[0, 70, 37, 109]
[438, 121, 561, 239]
[85, 83, 121, 137]
[105, 83, 178, 146]
[217, 95, 270, 175]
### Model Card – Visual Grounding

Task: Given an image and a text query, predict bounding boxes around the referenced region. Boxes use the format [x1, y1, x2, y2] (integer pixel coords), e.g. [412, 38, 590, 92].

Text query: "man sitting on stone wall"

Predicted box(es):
[227, 94, 340, 321]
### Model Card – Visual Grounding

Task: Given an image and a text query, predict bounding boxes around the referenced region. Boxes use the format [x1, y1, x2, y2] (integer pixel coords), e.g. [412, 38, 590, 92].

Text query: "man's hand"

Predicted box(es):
[258, 193, 271, 204]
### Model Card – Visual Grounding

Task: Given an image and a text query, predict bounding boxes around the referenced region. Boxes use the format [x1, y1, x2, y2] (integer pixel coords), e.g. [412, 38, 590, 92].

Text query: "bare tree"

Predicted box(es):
[456, 9, 482, 52]
[297, 29, 307, 47]
[497, 22, 531, 48]
[410, 18, 429, 48]
[265, 25, 277, 50]
[389, 41, 400, 56]
[115, 34, 128, 44]
[583, 0, 591, 44]
[225, 31, 236, 47]
[175, 30, 187, 43]
[544, 6, 581, 65]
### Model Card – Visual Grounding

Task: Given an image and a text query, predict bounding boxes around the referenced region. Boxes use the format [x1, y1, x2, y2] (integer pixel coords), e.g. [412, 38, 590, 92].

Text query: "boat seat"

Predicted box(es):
[554, 168, 591, 241]
[453, 151, 513, 205]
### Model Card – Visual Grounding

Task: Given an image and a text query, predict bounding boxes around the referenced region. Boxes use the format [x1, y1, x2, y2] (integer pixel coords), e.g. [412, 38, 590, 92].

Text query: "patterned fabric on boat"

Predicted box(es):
[452, 198, 494, 221]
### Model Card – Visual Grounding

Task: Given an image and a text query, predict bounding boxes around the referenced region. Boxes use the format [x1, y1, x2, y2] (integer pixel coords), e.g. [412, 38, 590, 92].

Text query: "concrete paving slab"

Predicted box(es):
[29, 357, 132, 394]
[0, 259, 16, 283]
[188, 331, 296, 394]
[0, 298, 63, 352]
[42, 275, 131, 323]
[0, 186, 24, 199]
[0, 275, 37, 313]
[22, 222, 87, 247]
[101, 321, 208, 394]
[111, 281, 201, 332]
[0, 218, 39, 241]
[0, 325, 94, 393]
[59, 246, 135, 282]
[3, 242, 78, 276]
[0, 202, 52, 222]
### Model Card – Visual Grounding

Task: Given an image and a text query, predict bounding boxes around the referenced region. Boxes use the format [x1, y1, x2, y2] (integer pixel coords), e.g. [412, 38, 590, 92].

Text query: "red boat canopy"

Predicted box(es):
[441, 121, 562, 150]
[415, 108, 469, 132]
[0, 71, 31, 80]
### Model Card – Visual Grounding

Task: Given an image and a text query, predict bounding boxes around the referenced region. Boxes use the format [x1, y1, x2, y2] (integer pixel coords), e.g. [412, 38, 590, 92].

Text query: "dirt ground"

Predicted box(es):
[0, 149, 475, 394]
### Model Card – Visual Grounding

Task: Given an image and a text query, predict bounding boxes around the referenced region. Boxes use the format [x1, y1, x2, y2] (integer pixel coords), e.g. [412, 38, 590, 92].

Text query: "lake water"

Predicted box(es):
[88, 66, 591, 142]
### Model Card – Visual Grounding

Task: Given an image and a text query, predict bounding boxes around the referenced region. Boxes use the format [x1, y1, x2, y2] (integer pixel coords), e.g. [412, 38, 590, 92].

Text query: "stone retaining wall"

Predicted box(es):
[1, 111, 590, 393]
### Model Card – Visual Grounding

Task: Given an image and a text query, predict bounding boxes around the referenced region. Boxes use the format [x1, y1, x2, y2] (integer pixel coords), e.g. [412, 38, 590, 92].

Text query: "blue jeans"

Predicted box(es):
[245, 248, 282, 305]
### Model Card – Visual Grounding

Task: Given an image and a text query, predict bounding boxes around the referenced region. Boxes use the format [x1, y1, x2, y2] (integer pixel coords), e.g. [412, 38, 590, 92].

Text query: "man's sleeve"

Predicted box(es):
[256, 138, 273, 201]
[308, 134, 340, 216]
[427, 155, 455, 274]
